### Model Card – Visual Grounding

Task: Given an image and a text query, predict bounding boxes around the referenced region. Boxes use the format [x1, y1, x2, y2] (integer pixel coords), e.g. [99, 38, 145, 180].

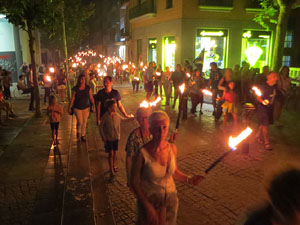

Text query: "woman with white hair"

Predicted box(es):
[131, 111, 204, 225]
[125, 107, 152, 187]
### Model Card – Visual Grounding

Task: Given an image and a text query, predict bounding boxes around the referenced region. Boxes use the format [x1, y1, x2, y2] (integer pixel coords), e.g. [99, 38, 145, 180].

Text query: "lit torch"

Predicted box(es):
[49, 67, 55, 73]
[202, 89, 213, 96]
[175, 83, 185, 130]
[149, 97, 162, 107]
[205, 127, 253, 174]
[186, 72, 191, 78]
[252, 86, 269, 105]
[45, 75, 51, 82]
[155, 71, 161, 76]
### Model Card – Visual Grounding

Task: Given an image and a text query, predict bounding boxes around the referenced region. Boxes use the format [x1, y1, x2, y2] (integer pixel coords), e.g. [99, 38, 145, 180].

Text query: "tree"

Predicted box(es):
[0, 0, 57, 117]
[254, 0, 298, 72]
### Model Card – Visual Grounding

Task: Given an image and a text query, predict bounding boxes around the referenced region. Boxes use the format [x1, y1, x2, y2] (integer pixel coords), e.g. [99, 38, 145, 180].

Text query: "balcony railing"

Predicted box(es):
[129, 0, 156, 20]
[198, 0, 233, 9]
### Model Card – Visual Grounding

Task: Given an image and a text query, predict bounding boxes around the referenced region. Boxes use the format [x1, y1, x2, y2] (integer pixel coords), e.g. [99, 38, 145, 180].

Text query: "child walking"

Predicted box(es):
[221, 81, 238, 129]
[99, 99, 132, 180]
[47, 95, 63, 146]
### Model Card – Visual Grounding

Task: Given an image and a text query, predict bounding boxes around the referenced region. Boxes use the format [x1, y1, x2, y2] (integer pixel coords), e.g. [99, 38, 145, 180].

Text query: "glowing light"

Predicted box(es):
[133, 77, 140, 81]
[140, 62, 144, 67]
[258, 35, 270, 39]
[251, 86, 262, 97]
[149, 97, 161, 107]
[243, 31, 252, 38]
[200, 31, 224, 37]
[245, 45, 263, 66]
[228, 127, 253, 150]
[122, 64, 128, 70]
[186, 72, 191, 78]
[49, 67, 55, 73]
[155, 71, 161, 76]
[140, 100, 150, 108]
[202, 89, 212, 96]
[72, 63, 77, 68]
[45, 75, 51, 82]
[179, 83, 185, 94]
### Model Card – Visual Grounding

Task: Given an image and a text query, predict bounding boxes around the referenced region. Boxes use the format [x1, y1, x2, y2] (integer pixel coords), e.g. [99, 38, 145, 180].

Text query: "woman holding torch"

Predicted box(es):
[131, 111, 204, 225]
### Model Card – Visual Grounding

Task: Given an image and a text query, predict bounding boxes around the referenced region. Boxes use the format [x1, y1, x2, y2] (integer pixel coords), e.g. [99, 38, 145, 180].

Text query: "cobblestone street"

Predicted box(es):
[0, 84, 300, 225]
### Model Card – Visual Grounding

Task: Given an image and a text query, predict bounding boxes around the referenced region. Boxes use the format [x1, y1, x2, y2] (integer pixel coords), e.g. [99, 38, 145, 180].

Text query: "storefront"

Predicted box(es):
[195, 28, 228, 74]
[162, 36, 176, 70]
[241, 30, 272, 70]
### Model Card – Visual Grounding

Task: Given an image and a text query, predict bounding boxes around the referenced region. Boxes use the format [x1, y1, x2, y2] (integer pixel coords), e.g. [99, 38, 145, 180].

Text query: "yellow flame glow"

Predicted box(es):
[228, 127, 253, 150]
[202, 89, 213, 96]
[179, 83, 185, 94]
[252, 86, 262, 97]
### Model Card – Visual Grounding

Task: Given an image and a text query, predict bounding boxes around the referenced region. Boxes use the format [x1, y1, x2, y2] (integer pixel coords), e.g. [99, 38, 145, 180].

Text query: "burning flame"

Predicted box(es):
[179, 83, 185, 94]
[45, 75, 51, 82]
[139, 97, 162, 108]
[252, 86, 262, 97]
[202, 89, 213, 96]
[156, 71, 161, 76]
[140, 62, 144, 67]
[186, 72, 191, 78]
[228, 127, 253, 150]
[49, 67, 55, 73]
[122, 64, 128, 70]
[139, 100, 149, 108]
[149, 97, 161, 107]
[72, 63, 77, 68]
[133, 77, 140, 81]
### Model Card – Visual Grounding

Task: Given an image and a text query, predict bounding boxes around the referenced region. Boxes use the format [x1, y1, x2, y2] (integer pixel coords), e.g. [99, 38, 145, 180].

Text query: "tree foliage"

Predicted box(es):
[42, 0, 95, 54]
[253, 0, 278, 30]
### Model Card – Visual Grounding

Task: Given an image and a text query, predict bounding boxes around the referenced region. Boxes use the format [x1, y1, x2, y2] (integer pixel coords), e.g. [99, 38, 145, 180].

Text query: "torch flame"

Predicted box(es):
[133, 77, 140, 81]
[228, 127, 253, 150]
[149, 97, 162, 107]
[139, 100, 150, 108]
[186, 72, 191, 78]
[49, 67, 55, 73]
[179, 83, 185, 94]
[202, 89, 213, 96]
[156, 72, 161, 76]
[122, 64, 128, 70]
[252, 86, 262, 97]
[45, 75, 51, 82]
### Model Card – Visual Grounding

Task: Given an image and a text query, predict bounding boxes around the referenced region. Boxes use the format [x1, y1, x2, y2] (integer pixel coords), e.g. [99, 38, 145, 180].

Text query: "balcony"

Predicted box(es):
[129, 0, 156, 20]
[198, 0, 233, 11]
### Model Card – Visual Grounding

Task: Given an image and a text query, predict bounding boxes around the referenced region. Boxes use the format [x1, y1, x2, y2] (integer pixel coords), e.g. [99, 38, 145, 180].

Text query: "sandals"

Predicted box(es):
[264, 144, 273, 151]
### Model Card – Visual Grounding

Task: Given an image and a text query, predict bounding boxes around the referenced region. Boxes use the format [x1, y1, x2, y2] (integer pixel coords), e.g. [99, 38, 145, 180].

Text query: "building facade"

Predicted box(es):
[0, 15, 42, 82]
[127, 0, 276, 74]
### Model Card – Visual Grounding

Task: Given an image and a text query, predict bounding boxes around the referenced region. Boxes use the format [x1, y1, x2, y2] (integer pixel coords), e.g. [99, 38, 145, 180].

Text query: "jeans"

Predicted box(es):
[74, 108, 90, 137]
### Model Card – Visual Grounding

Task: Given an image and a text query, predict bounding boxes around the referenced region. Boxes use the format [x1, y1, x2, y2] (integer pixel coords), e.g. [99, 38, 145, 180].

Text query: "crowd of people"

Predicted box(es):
[1, 56, 300, 225]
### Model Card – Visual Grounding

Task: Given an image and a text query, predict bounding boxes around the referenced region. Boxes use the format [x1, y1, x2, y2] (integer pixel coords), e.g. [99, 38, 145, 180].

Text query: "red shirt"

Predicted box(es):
[224, 91, 235, 103]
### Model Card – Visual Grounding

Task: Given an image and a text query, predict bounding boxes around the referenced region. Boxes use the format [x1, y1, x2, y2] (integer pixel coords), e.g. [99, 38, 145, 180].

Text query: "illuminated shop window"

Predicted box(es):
[148, 38, 157, 63]
[284, 31, 293, 48]
[241, 30, 271, 70]
[162, 36, 176, 71]
[195, 29, 228, 74]
[282, 56, 291, 67]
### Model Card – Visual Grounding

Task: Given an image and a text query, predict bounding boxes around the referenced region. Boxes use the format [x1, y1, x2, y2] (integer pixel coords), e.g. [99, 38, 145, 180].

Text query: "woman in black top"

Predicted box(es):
[68, 74, 96, 141]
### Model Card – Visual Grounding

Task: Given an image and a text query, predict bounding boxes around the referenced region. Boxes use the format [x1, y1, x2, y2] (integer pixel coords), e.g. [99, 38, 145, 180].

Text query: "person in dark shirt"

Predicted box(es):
[255, 72, 278, 150]
[95, 76, 132, 125]
[244, 168, 300, 225]
[171, 64, 185, 109]
[208, 62, 223, 114]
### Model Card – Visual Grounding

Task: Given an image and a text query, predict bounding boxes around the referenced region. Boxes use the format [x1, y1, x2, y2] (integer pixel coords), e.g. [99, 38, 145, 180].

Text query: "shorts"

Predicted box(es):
[105, 140, 119, 152]
[257, 104, 273, 126]
[222, 101, 237, 115]
[144, 81, 153, 93]
[50, 122, 59, 131]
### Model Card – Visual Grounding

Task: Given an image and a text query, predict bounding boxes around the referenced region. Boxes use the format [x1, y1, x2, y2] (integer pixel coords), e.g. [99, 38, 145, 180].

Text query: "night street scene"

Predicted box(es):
[1, 0, 300, 225]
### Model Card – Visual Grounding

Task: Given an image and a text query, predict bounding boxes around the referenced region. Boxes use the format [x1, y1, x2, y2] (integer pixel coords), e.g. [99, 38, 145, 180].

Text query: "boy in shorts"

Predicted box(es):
[99, 99, 133, 180]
